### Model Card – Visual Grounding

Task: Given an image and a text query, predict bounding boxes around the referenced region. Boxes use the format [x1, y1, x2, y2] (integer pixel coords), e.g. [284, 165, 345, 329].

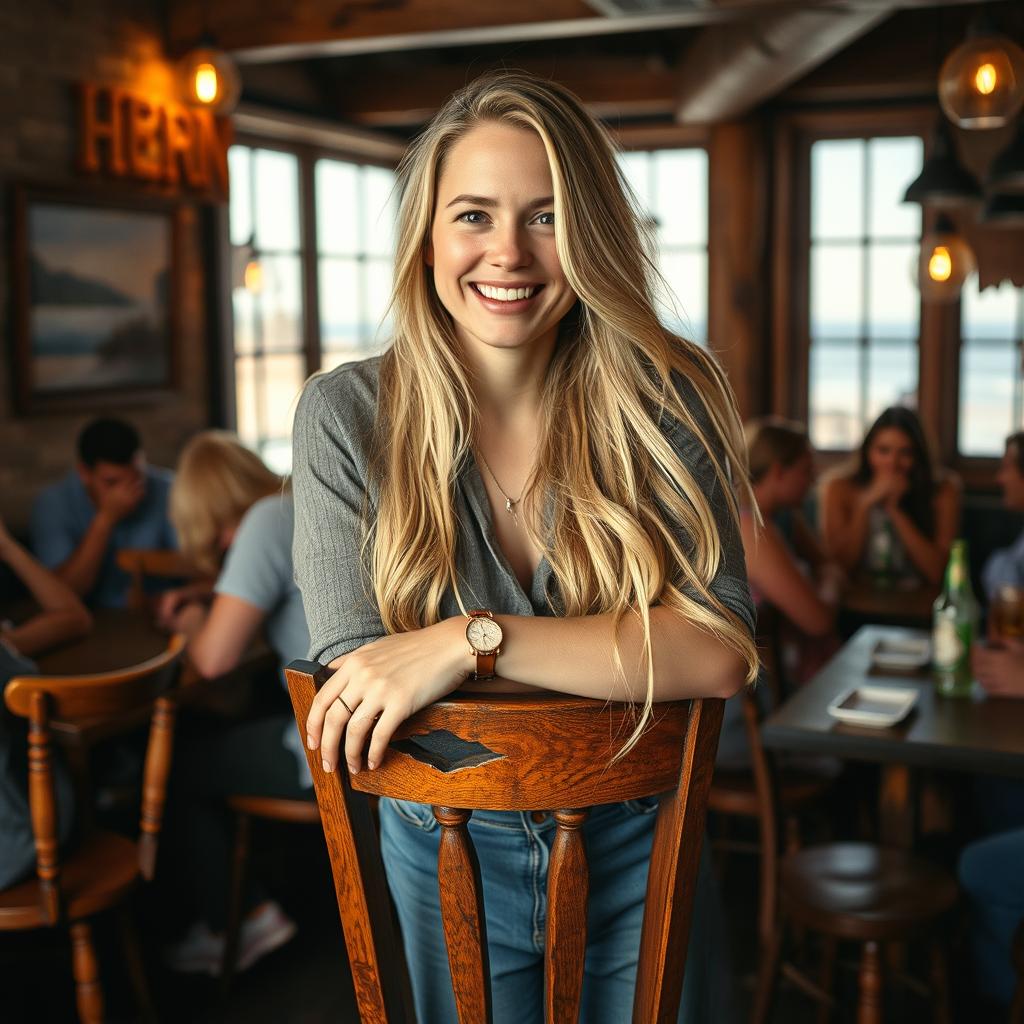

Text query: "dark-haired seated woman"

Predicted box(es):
[820, 406, 960, 588]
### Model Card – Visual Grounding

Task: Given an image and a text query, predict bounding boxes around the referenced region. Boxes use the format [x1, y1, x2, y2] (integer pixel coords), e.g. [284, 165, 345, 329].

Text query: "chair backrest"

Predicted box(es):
[115, 548, 199, 611]
[3, 635, 186, 923]
[286, 660, 725, 1024]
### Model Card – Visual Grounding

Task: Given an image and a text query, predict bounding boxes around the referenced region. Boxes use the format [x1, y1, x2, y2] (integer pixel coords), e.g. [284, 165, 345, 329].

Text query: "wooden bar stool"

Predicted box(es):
[1, 636, 185, 1024]
[286, 660, 726, 1023]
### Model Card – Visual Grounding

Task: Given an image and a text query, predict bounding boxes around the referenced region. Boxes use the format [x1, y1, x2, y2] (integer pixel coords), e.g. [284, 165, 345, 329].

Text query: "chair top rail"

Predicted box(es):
[4, 634, 186, 720]
[285, 659, 704, 811]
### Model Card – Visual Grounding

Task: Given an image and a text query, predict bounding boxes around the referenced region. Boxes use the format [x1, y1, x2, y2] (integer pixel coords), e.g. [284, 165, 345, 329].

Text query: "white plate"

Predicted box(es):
[870, 636, 931, 672]
[827, 685, 919, 728]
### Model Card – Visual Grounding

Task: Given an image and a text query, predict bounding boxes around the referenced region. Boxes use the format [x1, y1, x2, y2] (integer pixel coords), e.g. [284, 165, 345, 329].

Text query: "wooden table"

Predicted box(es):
[762, 625, 1024, 846]
[35, 608, 168, 675]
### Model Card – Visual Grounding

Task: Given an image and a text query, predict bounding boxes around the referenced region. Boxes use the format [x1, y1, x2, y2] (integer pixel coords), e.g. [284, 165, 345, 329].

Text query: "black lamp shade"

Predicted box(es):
[986, 119, 1024, 193]
[980, 192, 1024, 227]
[903, 120, 982, 207]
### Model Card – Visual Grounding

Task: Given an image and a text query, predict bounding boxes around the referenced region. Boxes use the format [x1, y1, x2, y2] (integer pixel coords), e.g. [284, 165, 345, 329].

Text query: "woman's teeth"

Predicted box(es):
[475, 284, 538, 302]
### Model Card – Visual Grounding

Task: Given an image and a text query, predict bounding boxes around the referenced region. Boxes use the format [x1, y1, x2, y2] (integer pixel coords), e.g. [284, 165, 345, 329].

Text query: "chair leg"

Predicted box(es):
[752, 921, 783, 1024]
[220, 811, 251, 994]
[69, 920, 104, 1024]
[856, 940, 883, 1024]
[118, 906, 157, 1022]
[929, 941, 951, 1024]
[815, 935, 837, 1024]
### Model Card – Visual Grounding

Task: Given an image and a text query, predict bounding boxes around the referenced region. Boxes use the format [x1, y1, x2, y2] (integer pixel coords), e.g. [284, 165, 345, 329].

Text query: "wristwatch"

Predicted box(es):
[466, 609, 503, 680]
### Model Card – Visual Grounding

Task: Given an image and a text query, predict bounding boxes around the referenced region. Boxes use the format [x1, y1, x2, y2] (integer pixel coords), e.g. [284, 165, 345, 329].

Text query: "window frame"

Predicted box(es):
[222, 133, 400, 458]
[770, 105, 987, 479]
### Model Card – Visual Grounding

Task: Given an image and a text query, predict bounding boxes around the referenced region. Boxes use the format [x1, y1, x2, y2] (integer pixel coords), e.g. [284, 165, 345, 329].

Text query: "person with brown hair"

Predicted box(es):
[820, 406, 960, 586]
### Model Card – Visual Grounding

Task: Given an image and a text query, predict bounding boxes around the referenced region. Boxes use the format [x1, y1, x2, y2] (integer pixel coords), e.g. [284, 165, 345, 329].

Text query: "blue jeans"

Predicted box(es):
[958, 826, 1024, 1006]
[380, 797, 735, 1024]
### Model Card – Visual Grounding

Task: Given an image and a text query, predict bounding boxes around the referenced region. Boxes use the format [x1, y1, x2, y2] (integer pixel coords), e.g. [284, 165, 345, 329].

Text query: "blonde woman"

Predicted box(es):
[293, 73, 756, 1022]
[160, 432, 308, 976]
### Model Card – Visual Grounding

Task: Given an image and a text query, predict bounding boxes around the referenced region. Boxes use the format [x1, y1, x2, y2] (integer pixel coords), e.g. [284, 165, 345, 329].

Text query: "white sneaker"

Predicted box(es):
[163, 920, 225, 975]
[236, 900, 297, 972]
[163, 901, 297, 977]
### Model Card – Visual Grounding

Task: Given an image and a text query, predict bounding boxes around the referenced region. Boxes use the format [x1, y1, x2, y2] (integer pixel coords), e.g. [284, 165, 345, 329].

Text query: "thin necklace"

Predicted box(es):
[475, 450, 528, 527]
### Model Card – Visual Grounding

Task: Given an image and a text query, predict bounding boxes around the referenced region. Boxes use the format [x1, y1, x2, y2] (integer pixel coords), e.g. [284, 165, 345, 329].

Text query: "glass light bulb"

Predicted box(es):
[194, 63, 219, 104]
[928, 246, 953, 282]
[974, 62, 998, 95]
[244, 259, 263, 294]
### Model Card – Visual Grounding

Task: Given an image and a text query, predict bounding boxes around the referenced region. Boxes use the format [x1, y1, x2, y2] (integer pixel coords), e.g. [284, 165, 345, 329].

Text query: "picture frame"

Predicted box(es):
[10, 184, 181, 414]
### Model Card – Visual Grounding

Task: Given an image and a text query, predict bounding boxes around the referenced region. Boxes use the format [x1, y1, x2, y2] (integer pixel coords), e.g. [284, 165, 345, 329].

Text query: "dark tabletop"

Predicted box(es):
[34, 607, 169, 675]
[762, 625, 1024, 779]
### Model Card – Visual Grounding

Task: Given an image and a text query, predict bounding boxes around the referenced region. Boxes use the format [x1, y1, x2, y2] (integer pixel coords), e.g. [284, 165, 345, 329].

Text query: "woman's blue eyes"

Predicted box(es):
[455, 211, 555, 226]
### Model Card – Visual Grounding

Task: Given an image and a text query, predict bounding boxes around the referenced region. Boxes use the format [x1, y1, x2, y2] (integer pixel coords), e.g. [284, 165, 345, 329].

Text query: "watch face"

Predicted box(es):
[467, 615, 503, 652]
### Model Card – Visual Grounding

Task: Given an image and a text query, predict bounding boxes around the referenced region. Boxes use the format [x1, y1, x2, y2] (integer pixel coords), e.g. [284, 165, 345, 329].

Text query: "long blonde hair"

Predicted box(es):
[170, 431, 284, 574]
[372, 71, 758, 750]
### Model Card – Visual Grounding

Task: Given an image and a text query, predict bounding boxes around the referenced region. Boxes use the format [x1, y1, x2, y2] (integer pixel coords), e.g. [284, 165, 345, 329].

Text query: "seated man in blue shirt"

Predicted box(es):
[30, 418, 176, 608]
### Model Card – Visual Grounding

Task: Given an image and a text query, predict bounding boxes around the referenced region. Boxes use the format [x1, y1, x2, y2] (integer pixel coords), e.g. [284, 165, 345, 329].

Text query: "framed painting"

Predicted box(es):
[11, 185, 181, 413]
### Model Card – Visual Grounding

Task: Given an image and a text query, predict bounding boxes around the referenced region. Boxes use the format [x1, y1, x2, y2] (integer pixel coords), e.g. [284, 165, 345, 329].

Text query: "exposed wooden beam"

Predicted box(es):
[673, 4, 895, 124]
[328, 57, 680, 128]
[233, 103, 408, 162]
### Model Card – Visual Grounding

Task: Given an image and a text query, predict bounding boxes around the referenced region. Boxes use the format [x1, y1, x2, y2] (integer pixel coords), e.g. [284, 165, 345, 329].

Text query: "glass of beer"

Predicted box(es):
[991, 584, 1024, 644]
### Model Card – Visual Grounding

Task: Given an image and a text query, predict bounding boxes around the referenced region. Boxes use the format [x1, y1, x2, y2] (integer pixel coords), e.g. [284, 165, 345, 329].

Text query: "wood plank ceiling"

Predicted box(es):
[165, 0, 1016, 137]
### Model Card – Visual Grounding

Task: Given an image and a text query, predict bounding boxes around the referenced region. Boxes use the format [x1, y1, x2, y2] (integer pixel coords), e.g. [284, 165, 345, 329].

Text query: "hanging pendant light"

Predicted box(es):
[986, 118, 1024, 193]
[903, 118, 982, 208]
[979, 192, 1024, 227]
[918, 214, 976, 303]
[938, 17, 1024, 130]
[180, 39, 241, 116]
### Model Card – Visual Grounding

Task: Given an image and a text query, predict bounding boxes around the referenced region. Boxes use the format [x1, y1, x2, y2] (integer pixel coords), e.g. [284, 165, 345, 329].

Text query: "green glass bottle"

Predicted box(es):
[932, 539, 978, 698]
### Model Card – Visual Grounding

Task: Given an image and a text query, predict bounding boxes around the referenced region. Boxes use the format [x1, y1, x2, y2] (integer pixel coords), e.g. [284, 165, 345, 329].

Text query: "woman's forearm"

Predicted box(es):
[483, 607, 747, 702]
[887, 507, 944, 584]
[829, 499, 871, 571]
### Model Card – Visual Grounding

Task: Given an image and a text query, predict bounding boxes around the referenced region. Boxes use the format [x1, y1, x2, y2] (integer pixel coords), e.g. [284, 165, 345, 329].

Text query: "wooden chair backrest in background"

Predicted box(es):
[3, 634, 186, 921]
[116, 548, 200, 611]
[287, 660, 725, 1024]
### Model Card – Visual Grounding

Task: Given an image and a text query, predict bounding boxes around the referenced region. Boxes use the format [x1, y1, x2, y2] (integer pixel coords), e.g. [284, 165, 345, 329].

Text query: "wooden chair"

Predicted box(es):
[115, 548, 201, 611]
[1, 636, 185, 1023]
[219, 793, 320, 991]
[750, 767, 957, 1023]
[286, 660, 726, 1023]
[707, 604, 833, 950]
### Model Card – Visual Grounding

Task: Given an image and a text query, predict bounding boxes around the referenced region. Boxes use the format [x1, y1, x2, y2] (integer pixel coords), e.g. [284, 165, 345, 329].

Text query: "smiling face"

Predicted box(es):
[427, 121, 577, 358]
[866, 427, 916, 479]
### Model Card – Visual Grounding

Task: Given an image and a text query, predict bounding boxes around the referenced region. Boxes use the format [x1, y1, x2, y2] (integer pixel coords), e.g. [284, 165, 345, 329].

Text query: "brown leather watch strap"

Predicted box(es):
[474, 652, 497, 680]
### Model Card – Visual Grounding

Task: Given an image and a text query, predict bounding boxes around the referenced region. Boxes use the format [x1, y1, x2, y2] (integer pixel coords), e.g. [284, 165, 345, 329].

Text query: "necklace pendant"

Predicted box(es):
[505, 498, 514, 515]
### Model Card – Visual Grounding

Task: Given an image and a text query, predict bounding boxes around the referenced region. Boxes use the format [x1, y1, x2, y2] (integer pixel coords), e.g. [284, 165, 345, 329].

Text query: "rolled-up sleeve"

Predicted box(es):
[291, 376, 386, 665]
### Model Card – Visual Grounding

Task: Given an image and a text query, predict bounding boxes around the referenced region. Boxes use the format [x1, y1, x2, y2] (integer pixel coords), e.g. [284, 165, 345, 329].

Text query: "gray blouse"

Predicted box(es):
[291, 355, 754, 668]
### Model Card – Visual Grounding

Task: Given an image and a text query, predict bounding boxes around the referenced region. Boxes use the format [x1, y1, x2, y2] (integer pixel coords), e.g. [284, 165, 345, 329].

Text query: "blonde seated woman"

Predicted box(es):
[819, 406, 960, 588]
[740, 418, 843, 685]
[158, 431, 309, 976]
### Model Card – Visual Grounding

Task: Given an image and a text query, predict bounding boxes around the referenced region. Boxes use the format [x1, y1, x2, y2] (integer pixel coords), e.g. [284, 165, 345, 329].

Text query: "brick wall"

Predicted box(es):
[0, 0, 211, 532]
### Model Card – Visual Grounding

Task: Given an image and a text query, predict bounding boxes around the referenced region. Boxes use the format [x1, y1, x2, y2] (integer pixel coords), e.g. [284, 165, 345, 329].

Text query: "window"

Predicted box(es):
[228, 145, 397, 470]
[618, 149, 708, 343]
[316, 159, 397, 372]
[959, 278, 1024, 456]
[807, 137, 923, 451]
[229, 145, 305, 473]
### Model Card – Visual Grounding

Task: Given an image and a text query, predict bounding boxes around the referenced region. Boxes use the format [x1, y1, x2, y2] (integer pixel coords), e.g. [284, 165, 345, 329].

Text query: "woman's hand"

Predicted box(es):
[306, 616, 474, 775]
[973, 640, 1024, 698]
